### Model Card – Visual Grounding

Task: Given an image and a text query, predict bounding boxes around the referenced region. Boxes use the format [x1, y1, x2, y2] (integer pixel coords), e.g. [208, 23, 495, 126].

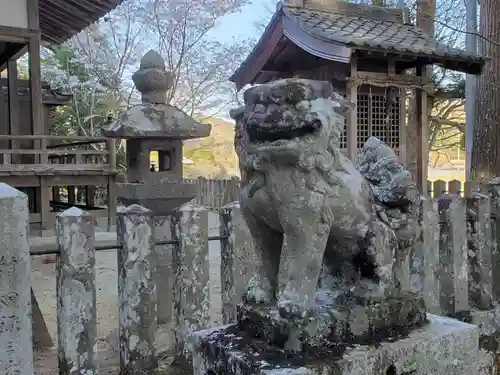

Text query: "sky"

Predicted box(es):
[208, 0, 274, 43]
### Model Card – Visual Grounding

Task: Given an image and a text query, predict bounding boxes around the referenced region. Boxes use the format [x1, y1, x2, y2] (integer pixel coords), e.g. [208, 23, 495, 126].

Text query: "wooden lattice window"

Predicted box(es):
[340, 88, 401, 151]
[369, 93, 400, 148]
[357, 93, 370, 149]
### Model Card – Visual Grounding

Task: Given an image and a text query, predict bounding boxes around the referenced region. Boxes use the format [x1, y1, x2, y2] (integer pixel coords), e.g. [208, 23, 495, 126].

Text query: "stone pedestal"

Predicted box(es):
[237, 294, 427, 350]
[190, 315, 495, 375]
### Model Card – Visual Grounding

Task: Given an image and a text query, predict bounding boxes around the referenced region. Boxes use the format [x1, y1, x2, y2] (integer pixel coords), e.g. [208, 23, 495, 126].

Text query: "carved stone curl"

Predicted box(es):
[230, 78, 422, 323]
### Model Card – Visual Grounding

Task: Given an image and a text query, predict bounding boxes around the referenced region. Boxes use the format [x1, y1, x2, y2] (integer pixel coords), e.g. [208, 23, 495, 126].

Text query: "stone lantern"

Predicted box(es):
[104, 50, 211, 213]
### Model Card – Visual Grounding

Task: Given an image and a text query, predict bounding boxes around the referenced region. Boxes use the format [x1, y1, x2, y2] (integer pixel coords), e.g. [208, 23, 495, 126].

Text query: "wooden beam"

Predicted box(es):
[350, 71, 432, 87]
[0, 135, 109, 141]
[0, 25, 36, 43]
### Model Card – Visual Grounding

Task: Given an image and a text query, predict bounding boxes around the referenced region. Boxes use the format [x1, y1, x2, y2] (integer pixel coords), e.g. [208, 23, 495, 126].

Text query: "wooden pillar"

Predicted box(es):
[85, 186, 96, 208]
[346, 56, 358, 160]
[52, 187, 60, 202]
[416, 65, 429, 195]
[28, 0, 51, 229]
[27, 0, 43, 162]
[68, 187, 76, 205]
[7, 59, 19, 164]
[415, 0, 435, 196]
[398, 86, 407, 165]
[107, 138, 117, 231]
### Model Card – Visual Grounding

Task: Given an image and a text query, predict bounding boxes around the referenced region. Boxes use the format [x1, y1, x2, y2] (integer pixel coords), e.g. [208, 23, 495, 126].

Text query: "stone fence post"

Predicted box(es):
[0, 184, 33, 375]
[56, 207, 97, 375]
[438, 196, 468, 315]
[171, 204, 210, 356]
[467, 193, 493, 310]
[420, 197, 440, 314]
[117, 204, 157, 375]
[487, 178, 500, 301]
[219, 202, 257, 324]
[219, 202, 238, 324]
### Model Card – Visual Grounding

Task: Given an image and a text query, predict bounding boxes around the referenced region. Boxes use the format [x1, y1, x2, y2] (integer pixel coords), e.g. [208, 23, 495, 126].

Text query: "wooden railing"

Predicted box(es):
[0, 135, 117, 230]
[0, 134, 115, 168]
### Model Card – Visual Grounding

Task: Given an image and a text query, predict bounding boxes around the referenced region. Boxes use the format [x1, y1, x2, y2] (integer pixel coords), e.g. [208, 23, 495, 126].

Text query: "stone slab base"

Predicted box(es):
[237, 293, 427, 351]
[190, 314, 495, 375]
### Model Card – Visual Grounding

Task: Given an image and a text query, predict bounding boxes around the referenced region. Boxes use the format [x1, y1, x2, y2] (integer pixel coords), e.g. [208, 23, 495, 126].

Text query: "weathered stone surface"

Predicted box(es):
[438, 196, 468, 314]
[419, 197, 440, 314]
[116, 181, 197, 214]
[56, 207, 97, 375]
[219, 203, 237, 325]
[219, 202, 258, 322]
[104, 103, 211, 139]
[105, 48, 210, 229]
[171, 204, 210, 356]
[132, 50, 173, 104]
[155, 216, 174, 325]
[230, 78, 422, 319]
[0, 184, 33, 375]
[104, 50, 210, 140]
[237, 292, 427, 352]
[117, 204, 157, 375]
[191, 315, 495, 375]
[487, 178, 500, 301]
[467, 193, 493, 310]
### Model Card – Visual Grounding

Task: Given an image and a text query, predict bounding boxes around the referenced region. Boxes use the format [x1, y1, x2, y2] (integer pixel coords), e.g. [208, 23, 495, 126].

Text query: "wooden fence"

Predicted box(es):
[185, 177, 240, 209]
[3, 179, 500, 374]
[427, 179, 465, 197]
[187, 178, 466, 208]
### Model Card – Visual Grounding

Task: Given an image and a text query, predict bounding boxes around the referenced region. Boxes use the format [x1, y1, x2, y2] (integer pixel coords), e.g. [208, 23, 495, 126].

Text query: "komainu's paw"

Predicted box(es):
[243, 277, 273, 304]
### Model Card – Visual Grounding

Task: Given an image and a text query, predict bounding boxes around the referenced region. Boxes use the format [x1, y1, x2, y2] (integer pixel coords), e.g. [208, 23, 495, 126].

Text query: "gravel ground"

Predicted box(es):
[31, 212, 223, 374]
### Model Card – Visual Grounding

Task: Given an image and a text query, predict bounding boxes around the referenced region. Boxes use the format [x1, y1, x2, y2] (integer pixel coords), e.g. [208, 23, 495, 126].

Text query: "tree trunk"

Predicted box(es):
[471, 0, 500, 179]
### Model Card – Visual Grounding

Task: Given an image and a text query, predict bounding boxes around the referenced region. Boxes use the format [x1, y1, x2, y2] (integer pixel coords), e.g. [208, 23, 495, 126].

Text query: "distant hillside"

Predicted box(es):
[150, 117, 240, 178]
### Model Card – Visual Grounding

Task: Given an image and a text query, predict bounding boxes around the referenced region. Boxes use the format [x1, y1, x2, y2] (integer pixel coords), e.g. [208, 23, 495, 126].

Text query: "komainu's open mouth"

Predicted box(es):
[247, 121, 321, 143]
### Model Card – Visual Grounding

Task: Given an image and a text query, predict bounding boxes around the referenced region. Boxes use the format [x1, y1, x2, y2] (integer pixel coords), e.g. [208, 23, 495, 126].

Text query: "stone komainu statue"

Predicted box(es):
[230, 78, 421, 317]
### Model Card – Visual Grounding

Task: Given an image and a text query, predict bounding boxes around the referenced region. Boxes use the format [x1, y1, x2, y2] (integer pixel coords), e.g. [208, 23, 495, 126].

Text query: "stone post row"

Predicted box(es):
[0, 184, 33, 375]
[117, 204, 158, 375]
[56, 207, 97, 375]
[171, 204, 210, 357]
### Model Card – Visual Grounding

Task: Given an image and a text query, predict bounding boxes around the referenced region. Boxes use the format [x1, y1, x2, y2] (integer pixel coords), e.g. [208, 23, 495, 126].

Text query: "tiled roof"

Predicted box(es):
[286, 6, 483, 63]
